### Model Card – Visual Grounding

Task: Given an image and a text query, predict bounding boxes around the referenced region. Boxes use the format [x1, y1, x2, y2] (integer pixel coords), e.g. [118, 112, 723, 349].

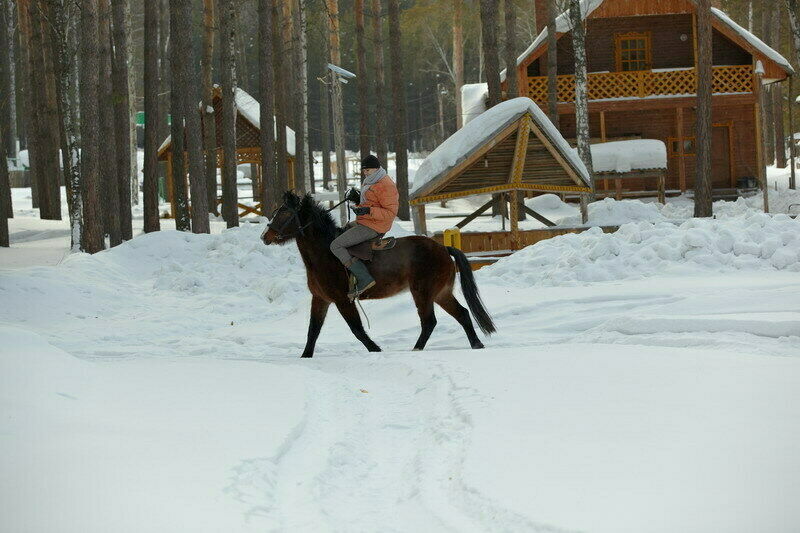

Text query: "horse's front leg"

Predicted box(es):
[301, 296, 331, 358]
[335, 301, 381, 352]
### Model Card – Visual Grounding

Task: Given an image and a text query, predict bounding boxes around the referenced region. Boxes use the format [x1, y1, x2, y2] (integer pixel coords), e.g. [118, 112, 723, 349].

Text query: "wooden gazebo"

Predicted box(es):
[157, 86, 296, 218]
[410, 97, 592, 250]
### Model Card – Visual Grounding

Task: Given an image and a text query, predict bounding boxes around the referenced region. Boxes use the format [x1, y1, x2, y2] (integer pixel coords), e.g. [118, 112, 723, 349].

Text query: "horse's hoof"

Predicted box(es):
[368, 346, 382, 352]
[413, 347, 424, 351]
[471, 342, 485, 349]
[300, 353, 313, 358]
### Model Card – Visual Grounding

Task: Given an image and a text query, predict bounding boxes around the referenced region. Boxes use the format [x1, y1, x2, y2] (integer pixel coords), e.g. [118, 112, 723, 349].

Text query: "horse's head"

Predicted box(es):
[261, 192, 306, 245]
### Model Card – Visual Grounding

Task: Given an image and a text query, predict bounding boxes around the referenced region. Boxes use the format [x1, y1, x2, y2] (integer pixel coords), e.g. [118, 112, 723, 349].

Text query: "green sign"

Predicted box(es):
[136, 112, 172, 126]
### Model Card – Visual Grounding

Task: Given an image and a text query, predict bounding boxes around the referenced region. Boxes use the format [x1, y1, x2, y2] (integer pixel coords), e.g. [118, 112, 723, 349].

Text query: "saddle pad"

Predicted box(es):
[346, 236, 397, 262]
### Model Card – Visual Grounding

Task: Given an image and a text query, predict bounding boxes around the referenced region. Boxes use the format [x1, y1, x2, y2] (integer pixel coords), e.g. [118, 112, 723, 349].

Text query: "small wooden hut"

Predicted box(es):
[410, 97, 592, 250]
[157, 86, 296, 218]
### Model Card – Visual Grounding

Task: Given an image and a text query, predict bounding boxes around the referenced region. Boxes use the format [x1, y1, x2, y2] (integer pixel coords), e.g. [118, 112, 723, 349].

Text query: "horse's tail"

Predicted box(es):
[447, 247, 496, 335]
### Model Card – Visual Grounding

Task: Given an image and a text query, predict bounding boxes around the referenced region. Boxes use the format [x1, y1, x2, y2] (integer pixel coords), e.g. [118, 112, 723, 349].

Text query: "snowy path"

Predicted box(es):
[2, 222, 800, 532]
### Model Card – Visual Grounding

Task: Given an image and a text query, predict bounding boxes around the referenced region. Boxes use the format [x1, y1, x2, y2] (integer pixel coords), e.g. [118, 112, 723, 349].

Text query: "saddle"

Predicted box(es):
[345, 235, 397, 262]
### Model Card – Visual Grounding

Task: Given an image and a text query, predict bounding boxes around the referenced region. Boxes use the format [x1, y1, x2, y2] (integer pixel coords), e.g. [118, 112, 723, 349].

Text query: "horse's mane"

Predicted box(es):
[283, 191, 343, 243]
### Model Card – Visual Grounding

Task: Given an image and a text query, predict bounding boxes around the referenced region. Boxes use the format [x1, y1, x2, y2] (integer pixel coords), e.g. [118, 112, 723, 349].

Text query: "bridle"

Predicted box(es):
[266, 197, 349, 240]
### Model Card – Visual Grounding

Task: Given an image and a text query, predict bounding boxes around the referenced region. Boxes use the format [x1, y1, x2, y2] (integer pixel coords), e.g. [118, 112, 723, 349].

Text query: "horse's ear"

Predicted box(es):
[282, 190, 300, 207]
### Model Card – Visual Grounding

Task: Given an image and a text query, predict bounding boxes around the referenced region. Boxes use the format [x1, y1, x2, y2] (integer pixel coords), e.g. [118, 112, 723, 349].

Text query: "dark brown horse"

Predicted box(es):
[261, 192, 495, 357]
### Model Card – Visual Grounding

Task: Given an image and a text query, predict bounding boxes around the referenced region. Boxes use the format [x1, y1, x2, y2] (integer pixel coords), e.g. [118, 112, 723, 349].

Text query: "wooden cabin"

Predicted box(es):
[499, 0, 793, 196]
[157, 86, 296, 218]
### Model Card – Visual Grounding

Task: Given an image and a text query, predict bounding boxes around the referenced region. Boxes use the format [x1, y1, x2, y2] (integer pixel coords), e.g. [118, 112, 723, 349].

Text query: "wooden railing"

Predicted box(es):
[526, 65, 753, 104]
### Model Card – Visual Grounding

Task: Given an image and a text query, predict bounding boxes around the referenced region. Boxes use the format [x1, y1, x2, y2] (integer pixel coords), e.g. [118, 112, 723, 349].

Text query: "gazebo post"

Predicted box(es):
[509, 190, 520, 250]
[412, 203, 427, 235]
[580, 194, 589, 224]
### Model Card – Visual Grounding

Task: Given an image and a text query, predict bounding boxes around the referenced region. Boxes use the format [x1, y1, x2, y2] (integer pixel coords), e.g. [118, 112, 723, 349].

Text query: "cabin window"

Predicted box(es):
[615, 32, 652, 71]
[668, 137, 696, 157]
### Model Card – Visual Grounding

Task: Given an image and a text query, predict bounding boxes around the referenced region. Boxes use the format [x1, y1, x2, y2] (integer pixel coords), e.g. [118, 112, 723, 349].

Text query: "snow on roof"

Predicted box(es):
[589, 140, 667, 174]
[158, 87, 296, 155]
[412, 97, 591, 197]
[501, 0, 794, 81]
[461, 83, 488, 126]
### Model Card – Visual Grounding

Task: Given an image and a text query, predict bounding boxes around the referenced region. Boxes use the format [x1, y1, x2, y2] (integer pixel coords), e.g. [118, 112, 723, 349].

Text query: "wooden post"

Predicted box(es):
[412, 203, 427, 235]
[600, 111, 608, 191]
[754, 67, 769, 212]
[790, 76, 797, 190]
[677, 106, 686, 192]
[657, 171, 666, 204]
[166, 151, 176, 218]
[509, 190, 520, 250]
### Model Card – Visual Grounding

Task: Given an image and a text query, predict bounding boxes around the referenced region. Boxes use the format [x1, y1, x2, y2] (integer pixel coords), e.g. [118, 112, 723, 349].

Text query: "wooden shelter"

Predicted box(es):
[157, 86, 296, 218]
[488, 0, 794, 197]
[410, 98, 592, 250]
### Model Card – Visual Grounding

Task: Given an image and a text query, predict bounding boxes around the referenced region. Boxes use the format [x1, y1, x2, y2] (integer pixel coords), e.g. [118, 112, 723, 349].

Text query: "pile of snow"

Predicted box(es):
[460, 83, 488, 126]
[413, 97, 589, 196]
[560, 197, 669, 226]
[482, 212, 800, 286]
[589, 139, 667, 173]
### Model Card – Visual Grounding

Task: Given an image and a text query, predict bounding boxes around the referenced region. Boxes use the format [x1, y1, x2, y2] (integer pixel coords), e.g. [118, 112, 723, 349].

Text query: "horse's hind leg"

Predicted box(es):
[335, 301, 381, 352]
[435, 291, 484, 349]
[411, 290, 437, 351]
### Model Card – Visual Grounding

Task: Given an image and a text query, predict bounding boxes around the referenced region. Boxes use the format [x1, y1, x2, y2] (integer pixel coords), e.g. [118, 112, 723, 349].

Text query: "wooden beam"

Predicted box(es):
[554, 92, 756, 114]
[455, 198, 495, 229]
[410, 182, 592, 205]
[508, 116, 531, 184]
[509, 191, 520, 249]
[412, 204, 427, 235]
[676, 106, 686, 192]
[522, 205, 556, 227]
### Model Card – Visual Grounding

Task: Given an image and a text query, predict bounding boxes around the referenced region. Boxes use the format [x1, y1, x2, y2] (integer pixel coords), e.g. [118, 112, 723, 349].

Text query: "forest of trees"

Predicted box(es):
[0, 0, 798, 250]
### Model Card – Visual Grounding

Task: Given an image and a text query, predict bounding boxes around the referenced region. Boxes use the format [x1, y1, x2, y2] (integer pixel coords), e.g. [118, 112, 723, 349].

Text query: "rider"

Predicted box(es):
[330, 154, 399, 300]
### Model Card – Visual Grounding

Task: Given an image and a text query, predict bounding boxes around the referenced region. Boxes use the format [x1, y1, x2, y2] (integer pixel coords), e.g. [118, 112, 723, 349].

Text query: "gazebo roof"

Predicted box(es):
[157, 86, 296, 161]
[410, 98, 592, 205]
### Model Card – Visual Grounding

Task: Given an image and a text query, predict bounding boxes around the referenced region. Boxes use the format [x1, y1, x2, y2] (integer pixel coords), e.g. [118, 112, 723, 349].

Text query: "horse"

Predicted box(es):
[261, 192, 496, 358]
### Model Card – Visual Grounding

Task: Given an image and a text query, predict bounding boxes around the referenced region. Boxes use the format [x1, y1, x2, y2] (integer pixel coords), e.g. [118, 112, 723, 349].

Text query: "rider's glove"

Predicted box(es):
[351, 206, 370, 216]
[345, 188, 361, 203]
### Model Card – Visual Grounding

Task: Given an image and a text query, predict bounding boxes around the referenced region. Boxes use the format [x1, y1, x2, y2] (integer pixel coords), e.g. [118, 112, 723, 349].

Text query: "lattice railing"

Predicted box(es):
[526, 65, 753, 104]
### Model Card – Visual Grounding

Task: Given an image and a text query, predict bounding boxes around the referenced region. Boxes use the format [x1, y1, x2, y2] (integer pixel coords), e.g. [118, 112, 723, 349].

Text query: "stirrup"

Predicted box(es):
[348, 274, 375, 301]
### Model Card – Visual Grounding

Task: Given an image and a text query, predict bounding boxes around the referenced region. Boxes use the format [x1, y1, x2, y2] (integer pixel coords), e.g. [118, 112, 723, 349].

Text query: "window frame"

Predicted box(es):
[615, 31, 652, 72]
[667, 136, 696, 157]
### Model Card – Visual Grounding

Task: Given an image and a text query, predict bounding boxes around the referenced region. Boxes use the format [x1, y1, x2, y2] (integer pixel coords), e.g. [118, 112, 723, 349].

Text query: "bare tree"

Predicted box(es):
[259, 0, 279, 214]
[202, 0, 217, 214]
[479, 0, 502, 108]
[273, 2, 289, 192]
[143, 0, 160, 233]
[569, 0, 593, 190]
[504, 0, 519, 99]
[112, 0, 133, 240]
[453, 0, 464, 129]
[79, 0, 104, 253]
[355, 0, 370, 161]
[546, 0, 558, 125]
[694, 0, 713, 217]
[169, 0, 190, 231]
[371, 0, 388, 164]
[293, 0, 309, 192]
[218, 0, 238, 228]
[388, 0, 409, 220]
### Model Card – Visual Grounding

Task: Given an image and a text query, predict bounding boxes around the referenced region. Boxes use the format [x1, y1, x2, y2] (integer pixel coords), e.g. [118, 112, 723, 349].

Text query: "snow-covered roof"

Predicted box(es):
[589, 140, 667, 174]
[501, 0, 794, 81]
[157, 87, 296, 156]
[412, 97, 591, 199]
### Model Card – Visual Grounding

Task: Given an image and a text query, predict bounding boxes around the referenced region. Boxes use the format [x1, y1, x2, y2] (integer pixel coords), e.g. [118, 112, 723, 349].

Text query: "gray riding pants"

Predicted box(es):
[330, 223, 379, 266]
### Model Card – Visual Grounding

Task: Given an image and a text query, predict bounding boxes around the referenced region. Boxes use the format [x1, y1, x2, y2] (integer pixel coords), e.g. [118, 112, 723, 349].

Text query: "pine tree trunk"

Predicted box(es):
[8, 0, 18, 160]
[259, 0, 279, 214]
[453, 0, 464, 129]
[0, 1, 12, 158]
[273, 2, 289, 192]
[41, 4, 62, 220]
[694, 0, 713, 217]
[15, 1, 35, 208]
[761, 6, 775, 165]
[773, 6, 787, 168]
[0, 133, 8, 246]
[202, 0, 217, 214]
[177, 0, 210, 233]
[143, 0, 161, 233]
[787, 0, 800, 67]
[546, 0, 558, 125]
[479, 0, 502, 108]
[371, 0, 388, 164]
[569, 0, 594, 192]
[112, 0, 133, 240]
[50, 0, 83, 249]
[79, 0, 105, 253]
[388, 0, 409, 220]
[158, 0, 170, 144]
[219, 0, 238, 228]
[291, 0, 307, 193]
[503, 0, 518, 99]
[99, 0, 121, 244]
[320, 32, 332, 190]
[355, 0, 370, 161]
[169, 0, 190, 231]
[126, 4, 138, 207]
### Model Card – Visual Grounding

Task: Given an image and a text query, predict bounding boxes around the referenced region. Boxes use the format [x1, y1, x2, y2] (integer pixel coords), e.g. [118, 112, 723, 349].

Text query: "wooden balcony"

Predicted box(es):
[526, 65, 754, 104]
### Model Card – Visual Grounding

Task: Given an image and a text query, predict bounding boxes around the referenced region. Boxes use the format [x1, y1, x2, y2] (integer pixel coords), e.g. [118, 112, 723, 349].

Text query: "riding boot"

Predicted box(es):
[346, 259, 376, 300]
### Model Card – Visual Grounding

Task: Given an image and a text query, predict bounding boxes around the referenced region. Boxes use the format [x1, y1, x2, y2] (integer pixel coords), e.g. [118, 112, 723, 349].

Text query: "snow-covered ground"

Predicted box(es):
[2, 168, 800, 531]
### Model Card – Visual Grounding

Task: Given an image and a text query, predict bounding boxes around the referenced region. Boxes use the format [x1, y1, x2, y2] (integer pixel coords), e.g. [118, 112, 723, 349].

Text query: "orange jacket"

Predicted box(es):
[357, 175, 399, 234]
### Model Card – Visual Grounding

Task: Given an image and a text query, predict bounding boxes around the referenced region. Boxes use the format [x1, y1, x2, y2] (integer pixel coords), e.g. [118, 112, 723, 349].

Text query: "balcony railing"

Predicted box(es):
[526, 65, 753, 104]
